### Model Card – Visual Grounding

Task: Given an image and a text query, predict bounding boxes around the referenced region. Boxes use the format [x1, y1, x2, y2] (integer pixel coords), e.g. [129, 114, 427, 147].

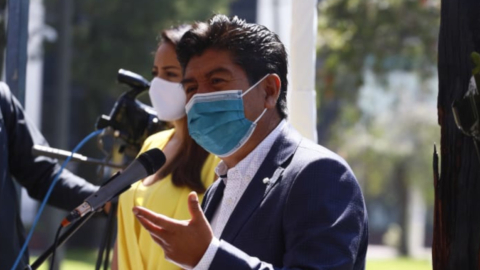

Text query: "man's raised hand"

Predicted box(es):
[133, 191, 213, 268]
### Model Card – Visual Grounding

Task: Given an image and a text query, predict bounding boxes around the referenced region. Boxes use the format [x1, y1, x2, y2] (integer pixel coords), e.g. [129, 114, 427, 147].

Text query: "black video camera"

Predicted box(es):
[96, 69, 166, 155]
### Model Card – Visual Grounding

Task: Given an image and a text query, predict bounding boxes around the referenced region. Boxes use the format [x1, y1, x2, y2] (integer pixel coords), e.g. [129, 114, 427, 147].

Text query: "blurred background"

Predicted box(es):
[3, 0, 440, 269]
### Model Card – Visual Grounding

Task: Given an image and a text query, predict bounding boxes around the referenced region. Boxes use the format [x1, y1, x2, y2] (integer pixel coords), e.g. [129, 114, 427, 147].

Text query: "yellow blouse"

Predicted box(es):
[116, 129, 219, 270]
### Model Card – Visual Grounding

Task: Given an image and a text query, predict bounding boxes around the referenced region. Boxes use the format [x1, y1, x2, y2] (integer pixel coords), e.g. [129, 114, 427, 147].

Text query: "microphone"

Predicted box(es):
[61, 148, 166, 227]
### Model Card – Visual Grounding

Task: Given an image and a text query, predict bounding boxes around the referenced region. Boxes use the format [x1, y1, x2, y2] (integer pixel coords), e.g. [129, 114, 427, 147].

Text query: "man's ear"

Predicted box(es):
[264, 74, 281, 109]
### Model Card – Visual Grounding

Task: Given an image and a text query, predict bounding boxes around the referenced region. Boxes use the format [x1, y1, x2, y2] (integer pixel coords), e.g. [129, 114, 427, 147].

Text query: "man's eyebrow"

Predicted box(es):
[205, 67, 232, 78]
[181, 67, 232, 86]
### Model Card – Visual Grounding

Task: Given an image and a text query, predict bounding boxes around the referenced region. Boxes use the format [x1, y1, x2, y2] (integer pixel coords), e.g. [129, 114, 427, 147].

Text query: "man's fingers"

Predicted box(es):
[133, 206, 178, 230]
[134, 210, 173, 250]
[134, 212, 165, 236]
[188, 192, 206, 223]
[149, 231, 169, 248]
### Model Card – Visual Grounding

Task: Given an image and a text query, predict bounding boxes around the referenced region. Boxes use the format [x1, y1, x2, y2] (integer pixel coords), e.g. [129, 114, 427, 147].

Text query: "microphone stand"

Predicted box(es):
[25, 145, 123, 269]
[95, 200, 118, 270]
[25, 212, 96, 270]
[32, 145, 125, 169]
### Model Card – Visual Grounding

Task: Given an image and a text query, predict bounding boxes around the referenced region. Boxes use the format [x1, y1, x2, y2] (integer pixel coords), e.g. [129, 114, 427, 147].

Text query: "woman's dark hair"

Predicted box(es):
[156, 24, 210, 193]
[176, 14, 289, 118]
[160, 24, 192, 46]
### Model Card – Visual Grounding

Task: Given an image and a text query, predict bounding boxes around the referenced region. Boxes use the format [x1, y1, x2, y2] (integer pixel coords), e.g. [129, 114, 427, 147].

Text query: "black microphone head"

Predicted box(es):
[136, 148, 166, 175]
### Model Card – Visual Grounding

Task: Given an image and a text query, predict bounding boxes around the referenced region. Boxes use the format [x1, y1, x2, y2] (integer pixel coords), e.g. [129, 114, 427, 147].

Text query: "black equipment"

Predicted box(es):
[96, 69, 166, 155]
[61, 148, 166, 227]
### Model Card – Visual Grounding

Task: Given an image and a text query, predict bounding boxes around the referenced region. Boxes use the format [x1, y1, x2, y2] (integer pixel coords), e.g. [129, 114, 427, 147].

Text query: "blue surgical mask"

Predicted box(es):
[185, 74, 269, 157]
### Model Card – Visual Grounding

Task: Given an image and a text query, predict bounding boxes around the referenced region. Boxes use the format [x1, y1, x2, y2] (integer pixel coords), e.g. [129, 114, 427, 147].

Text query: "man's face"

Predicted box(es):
[181, 49, 266, 123]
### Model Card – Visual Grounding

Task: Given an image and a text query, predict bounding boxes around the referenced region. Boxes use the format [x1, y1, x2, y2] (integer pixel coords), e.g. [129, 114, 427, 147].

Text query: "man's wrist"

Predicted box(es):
[191, 237, 220, 270]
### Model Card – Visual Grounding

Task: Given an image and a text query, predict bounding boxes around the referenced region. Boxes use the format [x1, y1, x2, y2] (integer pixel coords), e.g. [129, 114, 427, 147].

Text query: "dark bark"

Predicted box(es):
[433, 0, 480, 269]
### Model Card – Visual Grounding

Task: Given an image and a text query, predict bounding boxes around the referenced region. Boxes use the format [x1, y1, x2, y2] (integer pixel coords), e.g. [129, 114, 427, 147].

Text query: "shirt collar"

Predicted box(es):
[215, 119, 287, 184]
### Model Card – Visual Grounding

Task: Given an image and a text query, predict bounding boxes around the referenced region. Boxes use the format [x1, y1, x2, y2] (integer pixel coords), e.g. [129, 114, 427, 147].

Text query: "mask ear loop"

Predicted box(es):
[219, 107, 268, 158]
[253, 108, 268, 124]
[241, 74, 271, 97]
[243, 74, 271, 124]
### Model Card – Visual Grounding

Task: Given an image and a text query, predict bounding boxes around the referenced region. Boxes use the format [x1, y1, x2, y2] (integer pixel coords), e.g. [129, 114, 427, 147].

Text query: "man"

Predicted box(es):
[133, 15, 368, 269]
[0, 82, 98, 269]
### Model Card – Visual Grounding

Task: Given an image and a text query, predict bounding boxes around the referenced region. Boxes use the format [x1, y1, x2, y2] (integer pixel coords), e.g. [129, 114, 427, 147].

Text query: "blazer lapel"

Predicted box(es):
[203, 180, 226, 222]
[220, 124, 302, 242]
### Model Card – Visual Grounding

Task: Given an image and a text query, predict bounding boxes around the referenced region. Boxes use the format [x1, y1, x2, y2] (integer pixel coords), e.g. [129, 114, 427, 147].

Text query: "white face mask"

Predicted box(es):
[148, 77, 186, 121]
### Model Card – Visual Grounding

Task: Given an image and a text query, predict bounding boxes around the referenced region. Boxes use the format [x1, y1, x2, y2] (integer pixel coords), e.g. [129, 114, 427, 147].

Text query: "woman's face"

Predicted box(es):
[152, 42, 182, 83]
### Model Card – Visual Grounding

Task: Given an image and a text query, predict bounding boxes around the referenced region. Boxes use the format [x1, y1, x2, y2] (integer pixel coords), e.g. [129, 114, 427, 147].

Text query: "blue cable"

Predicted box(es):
[10, 128, 104, 270]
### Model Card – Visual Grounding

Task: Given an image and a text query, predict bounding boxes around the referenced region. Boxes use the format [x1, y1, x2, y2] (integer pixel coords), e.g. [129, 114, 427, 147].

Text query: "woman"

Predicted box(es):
[112, 25, 219, 270]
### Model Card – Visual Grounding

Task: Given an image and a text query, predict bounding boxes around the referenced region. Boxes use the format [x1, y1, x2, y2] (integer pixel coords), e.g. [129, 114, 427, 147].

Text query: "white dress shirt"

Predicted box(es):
[192, 119, 287, 270]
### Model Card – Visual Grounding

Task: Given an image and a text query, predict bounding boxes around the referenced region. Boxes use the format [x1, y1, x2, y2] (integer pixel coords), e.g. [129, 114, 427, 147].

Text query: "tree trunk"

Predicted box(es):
[433, 0, 480, 268]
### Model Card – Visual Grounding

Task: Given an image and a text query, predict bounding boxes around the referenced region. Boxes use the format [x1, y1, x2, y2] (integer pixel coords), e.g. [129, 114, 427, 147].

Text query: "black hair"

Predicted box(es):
[160, 24, 192, 46]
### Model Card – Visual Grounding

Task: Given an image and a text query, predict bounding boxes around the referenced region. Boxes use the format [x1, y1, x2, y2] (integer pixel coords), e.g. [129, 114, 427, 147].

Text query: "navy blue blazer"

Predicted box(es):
[201, 124, 368, 270]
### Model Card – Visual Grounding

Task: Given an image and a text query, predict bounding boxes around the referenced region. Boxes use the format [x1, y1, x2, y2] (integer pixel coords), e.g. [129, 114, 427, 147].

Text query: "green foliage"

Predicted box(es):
[318, 0, 439, 77]
[367, 258, 432, 270]
[69, 0, 229, 97]
[471, 52, 480, 75]
[317, 0, 440, 190]
[471, 51, 480, 87]
[316, 0, 440, 134]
